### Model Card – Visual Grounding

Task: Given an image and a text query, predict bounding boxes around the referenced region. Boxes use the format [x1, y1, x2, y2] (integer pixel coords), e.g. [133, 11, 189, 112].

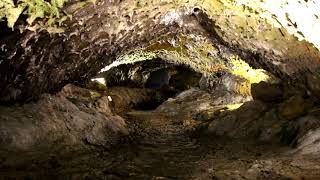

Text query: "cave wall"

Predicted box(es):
[1, 0, 320, 102]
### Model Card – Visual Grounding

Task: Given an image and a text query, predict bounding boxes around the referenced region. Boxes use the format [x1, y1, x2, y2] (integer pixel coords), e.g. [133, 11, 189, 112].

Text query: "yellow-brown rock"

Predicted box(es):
[279, 95, 308, 120]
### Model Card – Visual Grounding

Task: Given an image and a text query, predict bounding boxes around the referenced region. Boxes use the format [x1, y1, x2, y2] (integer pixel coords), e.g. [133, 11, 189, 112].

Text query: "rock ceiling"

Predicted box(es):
[0, 0, 320, 102]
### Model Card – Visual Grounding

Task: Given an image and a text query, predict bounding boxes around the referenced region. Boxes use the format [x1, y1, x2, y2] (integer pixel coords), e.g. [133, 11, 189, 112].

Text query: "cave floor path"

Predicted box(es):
[1, 110, 320, 179]
[100, 110, 319, 180]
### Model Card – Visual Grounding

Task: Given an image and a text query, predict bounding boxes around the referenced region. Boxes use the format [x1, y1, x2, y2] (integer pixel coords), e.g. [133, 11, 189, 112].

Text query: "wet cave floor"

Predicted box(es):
[1, 109, 320, 180]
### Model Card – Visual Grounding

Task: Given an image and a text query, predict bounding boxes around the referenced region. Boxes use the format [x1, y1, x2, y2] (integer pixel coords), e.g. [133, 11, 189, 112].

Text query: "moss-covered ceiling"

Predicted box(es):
[0, 0, 320, 102]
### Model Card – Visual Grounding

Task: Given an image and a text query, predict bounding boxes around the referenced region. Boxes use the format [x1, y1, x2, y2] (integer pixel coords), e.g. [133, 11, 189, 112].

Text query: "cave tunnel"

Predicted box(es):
[1, 0, 320, 179]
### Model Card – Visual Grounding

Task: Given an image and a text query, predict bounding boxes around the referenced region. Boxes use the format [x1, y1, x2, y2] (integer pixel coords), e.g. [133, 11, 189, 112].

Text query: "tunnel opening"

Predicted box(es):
[1, 0, 320, 178]
[145, 68, 171, 89]
[92, 58, 203, 111]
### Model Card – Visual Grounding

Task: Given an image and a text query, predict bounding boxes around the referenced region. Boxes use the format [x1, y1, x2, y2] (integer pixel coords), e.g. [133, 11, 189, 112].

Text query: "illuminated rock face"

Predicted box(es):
[1, 0, 320, 102]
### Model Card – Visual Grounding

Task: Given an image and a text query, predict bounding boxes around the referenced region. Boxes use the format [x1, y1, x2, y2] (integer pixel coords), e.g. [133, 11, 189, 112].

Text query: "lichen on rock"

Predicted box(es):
[1, 0, 320, 104]
[0, 0, 71, 31]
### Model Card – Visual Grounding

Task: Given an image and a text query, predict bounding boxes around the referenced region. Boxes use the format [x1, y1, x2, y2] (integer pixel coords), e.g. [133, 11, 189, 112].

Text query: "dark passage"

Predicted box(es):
[145, 69, 170, 89]
[1, 4, 320, 178]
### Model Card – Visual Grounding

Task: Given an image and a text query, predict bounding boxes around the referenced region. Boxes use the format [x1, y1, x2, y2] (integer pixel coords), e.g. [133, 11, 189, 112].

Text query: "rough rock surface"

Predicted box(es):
[278, 95, 309, 120]
[200, 72, 253, 97]
[251, 81, 283, 102]
[1, 0, 320, 177]
[156, 87, 249, 117]
[1, 84, 320, 178]
[295, 127, 320, 156]
[205, 82, 320, 150]
[1, 0, 320, 102]
[107, 86, 157, 114]
[0, 84, 129, 152]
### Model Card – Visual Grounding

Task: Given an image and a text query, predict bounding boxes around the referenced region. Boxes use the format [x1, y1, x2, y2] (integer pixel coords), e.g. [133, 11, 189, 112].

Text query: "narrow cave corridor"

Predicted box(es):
[1, 0, 320, 179]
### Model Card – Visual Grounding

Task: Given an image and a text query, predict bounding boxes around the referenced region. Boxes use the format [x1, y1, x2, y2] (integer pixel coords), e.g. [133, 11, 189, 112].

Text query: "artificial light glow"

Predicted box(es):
[230, 56, 270, 84]
[91, 78, 106, 85]
[99, 51, 156, 73]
